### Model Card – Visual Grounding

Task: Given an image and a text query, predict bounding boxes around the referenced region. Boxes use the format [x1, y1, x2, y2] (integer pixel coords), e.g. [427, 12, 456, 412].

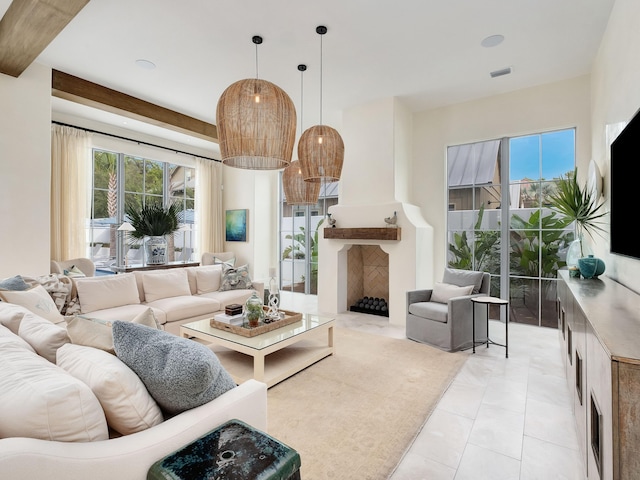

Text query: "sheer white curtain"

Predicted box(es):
[195, 157, 223, 255]
[50, 125, 92, 261]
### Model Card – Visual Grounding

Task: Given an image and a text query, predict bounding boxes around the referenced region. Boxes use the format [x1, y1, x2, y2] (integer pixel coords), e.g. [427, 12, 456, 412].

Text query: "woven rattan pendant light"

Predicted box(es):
[216, 36, 296, 170]
[299, 26, 344, 183]
[283, 65, 321, 205]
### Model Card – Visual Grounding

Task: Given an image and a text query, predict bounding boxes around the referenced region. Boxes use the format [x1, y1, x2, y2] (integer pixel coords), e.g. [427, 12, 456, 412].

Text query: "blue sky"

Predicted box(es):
[509, 129, 575, 182]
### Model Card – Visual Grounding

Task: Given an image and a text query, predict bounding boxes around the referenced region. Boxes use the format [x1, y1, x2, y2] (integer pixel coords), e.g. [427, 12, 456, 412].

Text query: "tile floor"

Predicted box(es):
[278, 291, 585, 480]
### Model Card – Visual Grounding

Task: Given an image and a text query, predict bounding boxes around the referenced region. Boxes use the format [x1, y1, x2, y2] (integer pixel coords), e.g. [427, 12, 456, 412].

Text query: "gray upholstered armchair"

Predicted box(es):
[406, 268, 490, 352]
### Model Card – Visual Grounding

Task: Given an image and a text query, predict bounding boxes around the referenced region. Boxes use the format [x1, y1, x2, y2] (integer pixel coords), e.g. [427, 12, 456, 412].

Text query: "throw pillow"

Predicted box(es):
[63, 265, 86, 278]
[195, 265, 223, 294]
[75, 273, 140, 314]
[66, 307, 160, 354]
[57, 343, 164, 435]
[219, 264, 253, 291]
[142, 269, 191, 303]
[0, 284, 65, 324]
[0, 341, 108, 442]
[0, 274, 30, 291]
[0, 323, 36, 352]
[431, 282, 474, 304]
[0, 301, 31, 334]
[214, 256, 236, 268]
[18, 311, 70, 363]
[442, 268, 485, 294]
[112, 321, 236, 415]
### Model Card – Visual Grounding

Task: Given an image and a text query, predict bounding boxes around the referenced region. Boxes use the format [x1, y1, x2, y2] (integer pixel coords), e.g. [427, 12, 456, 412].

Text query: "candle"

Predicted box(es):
[269, 267, 276, 278]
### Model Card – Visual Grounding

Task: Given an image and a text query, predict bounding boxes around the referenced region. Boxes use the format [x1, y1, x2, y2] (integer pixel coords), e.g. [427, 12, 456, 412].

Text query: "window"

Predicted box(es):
[279, 180, 339, 295]
[446, 128, 575, 327]
[89, 149, 196, 269]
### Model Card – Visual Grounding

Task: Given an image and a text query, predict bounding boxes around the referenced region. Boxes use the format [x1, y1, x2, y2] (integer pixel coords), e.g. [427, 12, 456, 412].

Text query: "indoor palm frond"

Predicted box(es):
[548, 168, 607, 239]
[125, 202, 180, 239]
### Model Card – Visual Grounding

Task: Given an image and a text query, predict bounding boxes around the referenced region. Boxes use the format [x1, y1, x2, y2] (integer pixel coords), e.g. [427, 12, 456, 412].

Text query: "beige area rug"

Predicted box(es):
[215, 327, 466, 480]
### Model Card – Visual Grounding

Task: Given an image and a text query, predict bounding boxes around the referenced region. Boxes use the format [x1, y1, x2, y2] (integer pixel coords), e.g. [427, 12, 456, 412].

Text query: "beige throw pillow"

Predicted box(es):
[142, 269, 191, 303]
[0, 284, 65, 324]
[431, 282, 474, 304]
[75, 274, 140, 314]
[0, 341, 108, 442]
[195, 265, 223, 294]
[17, 312, 70, 362]
[66, 307, 159, 354]
[57, 343, 164, 435]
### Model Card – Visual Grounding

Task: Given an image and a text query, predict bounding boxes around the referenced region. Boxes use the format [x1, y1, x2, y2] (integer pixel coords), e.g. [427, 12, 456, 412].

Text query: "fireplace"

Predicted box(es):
[347, 245, 389, 317]
[315, 98, 435, 326]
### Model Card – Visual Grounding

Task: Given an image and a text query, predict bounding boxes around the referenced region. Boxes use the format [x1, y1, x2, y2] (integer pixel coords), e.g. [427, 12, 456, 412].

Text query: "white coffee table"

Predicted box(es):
[180, 313, 334, 387]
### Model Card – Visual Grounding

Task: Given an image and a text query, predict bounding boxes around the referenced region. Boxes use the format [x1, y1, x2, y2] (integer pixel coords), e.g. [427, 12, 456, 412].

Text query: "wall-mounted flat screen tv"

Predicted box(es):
[610, 107, 640, 259]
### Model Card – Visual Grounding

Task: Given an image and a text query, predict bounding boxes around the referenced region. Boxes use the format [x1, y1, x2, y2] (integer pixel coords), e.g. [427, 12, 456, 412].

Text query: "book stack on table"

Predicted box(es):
[214, 310, 244, 325]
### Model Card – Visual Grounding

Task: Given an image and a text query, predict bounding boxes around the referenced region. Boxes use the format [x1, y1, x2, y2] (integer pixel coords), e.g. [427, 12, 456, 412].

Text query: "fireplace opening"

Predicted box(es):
[350, 297, 389, 317]
[347, 245, 389, 318]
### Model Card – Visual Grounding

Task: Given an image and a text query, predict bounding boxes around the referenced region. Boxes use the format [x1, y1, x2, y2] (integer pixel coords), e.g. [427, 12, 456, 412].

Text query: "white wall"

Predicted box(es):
[590, 0, 640, 293]
[222, 166, 279, 283]
[411, 75, 592, 278]
[0, 63, 52, 277]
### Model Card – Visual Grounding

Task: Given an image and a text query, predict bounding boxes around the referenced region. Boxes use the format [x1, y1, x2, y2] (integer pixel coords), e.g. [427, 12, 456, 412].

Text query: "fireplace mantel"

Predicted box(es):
[323, 227, 401, 241]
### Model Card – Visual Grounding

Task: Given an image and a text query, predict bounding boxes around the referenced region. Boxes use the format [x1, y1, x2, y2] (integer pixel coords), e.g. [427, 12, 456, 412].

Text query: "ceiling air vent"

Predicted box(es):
[490, 67, 512, 78]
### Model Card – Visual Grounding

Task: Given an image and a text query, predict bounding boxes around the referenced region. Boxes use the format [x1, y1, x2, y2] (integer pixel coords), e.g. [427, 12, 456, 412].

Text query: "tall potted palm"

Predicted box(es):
[547, 168, 606, 269]
[125, 203, 180, 265]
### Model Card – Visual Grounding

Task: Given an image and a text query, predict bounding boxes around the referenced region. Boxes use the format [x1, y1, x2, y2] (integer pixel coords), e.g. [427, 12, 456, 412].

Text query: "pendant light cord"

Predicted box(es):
[319, 31, 323, 126]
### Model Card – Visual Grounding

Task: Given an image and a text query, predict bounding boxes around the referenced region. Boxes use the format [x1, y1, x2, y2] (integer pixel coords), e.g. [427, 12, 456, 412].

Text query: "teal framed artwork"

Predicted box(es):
[225, 209, 247, 242]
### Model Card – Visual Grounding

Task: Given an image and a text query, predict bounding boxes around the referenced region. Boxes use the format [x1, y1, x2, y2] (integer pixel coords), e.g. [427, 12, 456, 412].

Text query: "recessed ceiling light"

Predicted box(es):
[481, 34, 505, 48]
[135, 59, 156, 70]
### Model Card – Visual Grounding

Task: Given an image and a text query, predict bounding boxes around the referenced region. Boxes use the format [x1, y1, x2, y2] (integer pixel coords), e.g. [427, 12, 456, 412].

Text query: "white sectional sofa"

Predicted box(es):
[72, 264, 264, 336]
[0, 300, 268, 480]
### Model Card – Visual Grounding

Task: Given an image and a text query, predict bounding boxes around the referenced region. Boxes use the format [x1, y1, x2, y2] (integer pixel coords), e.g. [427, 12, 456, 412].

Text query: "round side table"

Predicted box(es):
[471, 296, 509, 358]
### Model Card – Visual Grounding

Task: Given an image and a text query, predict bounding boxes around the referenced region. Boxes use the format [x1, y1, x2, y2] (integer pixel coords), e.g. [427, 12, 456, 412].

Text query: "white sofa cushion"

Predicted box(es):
[145, 295, 221, 323]
[113, 321, 236, 415]
[18, 312, 70, 363]
[0, 324, 35, 352]
[0, 284, 64, 324]
[142, 269, 191, 303]
[76, 274, 140, 314]
[0, 301, 31, 334]
[431, 282, 474, 304]
[195, 265, 223, 294]
[57, 344, 164, 435]
[66, 307, 160, 354]
[80, 303, 167, 327]
[199, 289, 256, 310]
[0, 341, 108, 442]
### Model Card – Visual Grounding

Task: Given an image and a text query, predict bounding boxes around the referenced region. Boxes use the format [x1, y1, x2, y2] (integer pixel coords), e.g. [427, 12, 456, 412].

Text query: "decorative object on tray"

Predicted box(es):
[384, 211, 398, 227]
[243, 292, 265, 327]
[225, 304, 243, 316]
[266, 267, 283, 322]
[209, 308, 303, 338]
[577, 254, 606, 279]
[326, 213, 336, 228]
[213, 313, 244, 326]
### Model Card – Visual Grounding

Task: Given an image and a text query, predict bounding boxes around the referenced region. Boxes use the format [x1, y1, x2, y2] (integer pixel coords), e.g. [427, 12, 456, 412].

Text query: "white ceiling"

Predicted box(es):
[1, 0, 616, 155]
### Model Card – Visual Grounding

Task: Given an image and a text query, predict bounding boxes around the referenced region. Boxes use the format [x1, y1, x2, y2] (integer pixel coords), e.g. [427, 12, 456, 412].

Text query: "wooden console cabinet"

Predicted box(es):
[557, 270, 640, 479]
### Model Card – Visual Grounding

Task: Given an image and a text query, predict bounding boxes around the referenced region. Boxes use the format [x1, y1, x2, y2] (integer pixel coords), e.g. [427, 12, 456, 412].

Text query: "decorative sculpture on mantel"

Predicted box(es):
[384, 211, 398, 227]
[326, 213, 336, 228]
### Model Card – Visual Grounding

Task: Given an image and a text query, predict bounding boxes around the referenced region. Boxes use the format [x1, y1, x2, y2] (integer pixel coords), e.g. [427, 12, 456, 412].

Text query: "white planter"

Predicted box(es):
[145, 236, 167, 264]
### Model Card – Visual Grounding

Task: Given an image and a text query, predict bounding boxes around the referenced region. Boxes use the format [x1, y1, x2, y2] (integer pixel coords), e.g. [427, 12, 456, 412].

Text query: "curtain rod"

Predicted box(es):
[52, 121, 220, 163]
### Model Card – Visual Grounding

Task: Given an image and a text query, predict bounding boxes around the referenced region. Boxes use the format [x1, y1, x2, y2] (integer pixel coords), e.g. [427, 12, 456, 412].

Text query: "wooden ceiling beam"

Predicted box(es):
[52, 70, 219, 143]
[0, 0, 89, 77]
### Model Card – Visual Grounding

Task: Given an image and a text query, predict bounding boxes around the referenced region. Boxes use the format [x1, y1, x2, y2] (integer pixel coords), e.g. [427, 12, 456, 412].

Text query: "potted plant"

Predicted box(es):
[125, 202, 180, 264]
[547, 168, 607, 271]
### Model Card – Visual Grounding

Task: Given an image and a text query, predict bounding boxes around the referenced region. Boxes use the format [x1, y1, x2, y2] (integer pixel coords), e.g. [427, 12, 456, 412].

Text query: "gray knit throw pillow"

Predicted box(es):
[112, 321, 236, 415]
